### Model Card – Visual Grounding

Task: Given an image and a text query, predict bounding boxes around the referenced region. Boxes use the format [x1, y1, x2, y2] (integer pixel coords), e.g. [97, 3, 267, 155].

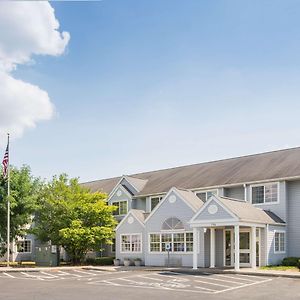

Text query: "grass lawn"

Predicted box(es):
[260, 266, 299, 272]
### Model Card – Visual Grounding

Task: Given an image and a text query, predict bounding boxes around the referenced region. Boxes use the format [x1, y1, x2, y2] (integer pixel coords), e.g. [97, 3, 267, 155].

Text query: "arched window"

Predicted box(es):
[162, 217, 184, 230]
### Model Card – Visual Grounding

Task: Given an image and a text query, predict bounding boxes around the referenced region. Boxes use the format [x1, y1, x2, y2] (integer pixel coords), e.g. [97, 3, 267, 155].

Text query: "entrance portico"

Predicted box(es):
[191, 223, 261, 271]
[189, 195, 279, 270]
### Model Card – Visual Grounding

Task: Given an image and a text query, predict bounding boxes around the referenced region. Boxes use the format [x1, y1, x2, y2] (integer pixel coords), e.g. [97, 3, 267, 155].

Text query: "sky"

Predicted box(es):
[1, 0, 300, 182]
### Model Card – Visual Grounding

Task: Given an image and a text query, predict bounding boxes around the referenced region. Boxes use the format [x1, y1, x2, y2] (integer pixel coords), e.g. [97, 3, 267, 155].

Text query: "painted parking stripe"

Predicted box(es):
[201, 274, 245, 285]
[194, 279, 230, 288]
[137, 275, 164, 281]
[193, 286, 219, 292]
[58, 270, 81, 277]
[40, 271, 59, 278]
[3, 272, 15, 278]
[91, 279, 214, 294]
[21, 272, 44, 280]
[214, 278, 272, 294]
[213, 274, 257, 282]
[73, 269, 97, 276]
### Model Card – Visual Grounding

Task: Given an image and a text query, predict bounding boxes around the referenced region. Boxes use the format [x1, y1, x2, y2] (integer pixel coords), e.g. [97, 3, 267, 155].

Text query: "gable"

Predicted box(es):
[116, 212, 144, 234]
[191, 198, 237, 223]
[145, 190, 196, 232]
[108, 185, 132, 204]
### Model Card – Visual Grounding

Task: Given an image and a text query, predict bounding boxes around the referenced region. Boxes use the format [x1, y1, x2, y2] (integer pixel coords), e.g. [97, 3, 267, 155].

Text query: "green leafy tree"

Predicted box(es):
[0, 165, 41, 256]
[33, 174, 117, 264]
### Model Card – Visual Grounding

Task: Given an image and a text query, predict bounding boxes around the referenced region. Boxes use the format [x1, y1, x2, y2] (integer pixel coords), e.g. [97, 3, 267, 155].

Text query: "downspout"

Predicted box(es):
[243, 184, 247, 202]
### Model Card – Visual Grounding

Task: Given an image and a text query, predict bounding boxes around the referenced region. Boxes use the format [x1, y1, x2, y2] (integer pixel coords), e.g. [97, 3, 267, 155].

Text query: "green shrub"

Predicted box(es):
[282, 257, 300, 267]
[85, 257, 114, 266]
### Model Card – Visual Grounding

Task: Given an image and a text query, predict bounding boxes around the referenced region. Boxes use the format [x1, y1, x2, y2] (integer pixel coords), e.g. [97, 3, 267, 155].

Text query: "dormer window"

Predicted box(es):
[150, 196, 163, 211]
[196, 190, 218, 202]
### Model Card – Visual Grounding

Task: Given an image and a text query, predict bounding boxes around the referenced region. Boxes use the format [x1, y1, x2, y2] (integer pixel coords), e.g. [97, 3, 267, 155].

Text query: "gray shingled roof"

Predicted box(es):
[175, 188, 204, 212]
[81, 147, 300, 196]
[217, 196, 285, 224]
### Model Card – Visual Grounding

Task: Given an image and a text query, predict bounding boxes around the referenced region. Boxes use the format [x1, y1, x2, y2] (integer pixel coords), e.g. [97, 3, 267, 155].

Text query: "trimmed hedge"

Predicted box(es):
[85, 257, 114, 266]
[282, 257, 300, 267]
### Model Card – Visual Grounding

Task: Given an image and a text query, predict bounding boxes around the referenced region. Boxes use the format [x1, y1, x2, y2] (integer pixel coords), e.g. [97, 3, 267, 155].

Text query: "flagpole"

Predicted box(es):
[6, 133, 10, 267]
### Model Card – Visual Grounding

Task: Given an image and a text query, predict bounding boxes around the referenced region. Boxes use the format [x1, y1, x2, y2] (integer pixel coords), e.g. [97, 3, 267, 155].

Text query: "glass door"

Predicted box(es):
[239, 230, 251, 266]
[225, 230, 233, 266]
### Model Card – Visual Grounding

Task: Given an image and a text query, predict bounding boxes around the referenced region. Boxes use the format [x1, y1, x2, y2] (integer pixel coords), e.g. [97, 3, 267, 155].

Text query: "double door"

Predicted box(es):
[224, 228, 259, 267]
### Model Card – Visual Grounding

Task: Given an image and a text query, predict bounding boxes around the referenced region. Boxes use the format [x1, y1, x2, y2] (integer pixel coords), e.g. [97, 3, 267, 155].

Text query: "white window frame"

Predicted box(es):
[120, 233, 142, 254]
[274, 230, 285, 254]
[17, 239, 32, 254]
[195, 189, 218, 202]
[112, 200, 128, 216]
[148, 232, 193, 254]
[150, 196, 163, 211]
[250, 182, 279, 205]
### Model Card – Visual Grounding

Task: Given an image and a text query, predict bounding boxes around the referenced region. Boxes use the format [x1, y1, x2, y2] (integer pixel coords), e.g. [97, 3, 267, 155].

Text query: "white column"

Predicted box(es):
[210, 228, 215, 268]
[193, 227, 198, 270]
[234, 225, 240, 271]
[251, 226, 257, 269]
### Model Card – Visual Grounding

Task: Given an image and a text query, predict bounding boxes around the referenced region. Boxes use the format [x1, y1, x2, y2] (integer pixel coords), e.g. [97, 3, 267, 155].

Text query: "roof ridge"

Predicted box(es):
[128, 146, 300, 178]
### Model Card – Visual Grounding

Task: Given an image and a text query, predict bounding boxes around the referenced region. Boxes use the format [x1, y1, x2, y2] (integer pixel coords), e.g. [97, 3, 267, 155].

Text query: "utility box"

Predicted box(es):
[34, 243, 58, 267]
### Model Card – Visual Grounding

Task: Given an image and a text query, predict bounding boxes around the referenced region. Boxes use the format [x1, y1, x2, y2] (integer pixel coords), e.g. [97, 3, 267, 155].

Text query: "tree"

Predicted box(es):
[33, 174, 117, 264]
[0, 165, 41, 256]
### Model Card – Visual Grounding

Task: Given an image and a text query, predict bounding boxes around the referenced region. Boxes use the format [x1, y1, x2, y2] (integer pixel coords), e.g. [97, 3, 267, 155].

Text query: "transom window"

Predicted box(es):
[251, 183, 278, 204]
[274, 231, 285, 253]
[196, 190, 218, 202]
[17, 240, 31, 253]
[112, 201, 128, 215]
[120, 234, 142, 253]
[149, 232, 193, 252]
[162, 217, 184, 230]
[150, 196, 163, 211]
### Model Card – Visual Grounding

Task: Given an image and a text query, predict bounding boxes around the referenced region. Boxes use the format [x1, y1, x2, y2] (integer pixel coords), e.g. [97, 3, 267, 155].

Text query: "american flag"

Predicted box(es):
[2, 141, 9, 178]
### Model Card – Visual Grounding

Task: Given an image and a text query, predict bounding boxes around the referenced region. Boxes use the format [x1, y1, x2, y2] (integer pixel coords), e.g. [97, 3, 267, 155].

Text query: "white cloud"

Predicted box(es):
[0, 1, 70, 141]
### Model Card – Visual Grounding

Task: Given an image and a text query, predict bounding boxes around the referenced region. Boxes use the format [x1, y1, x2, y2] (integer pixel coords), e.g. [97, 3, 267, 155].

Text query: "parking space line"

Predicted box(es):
[21, 272, 44, 280]
[194, 286, 218, 292]
[58, 270, 81, 277]
[40, 271, 59, 278]
[214, 278, 272, 294]
[194, 279, 230, 288]
[201, 275, 244, 285]
[3, 272, 15, 278]
[213, 274, 257, 282]
[73, 270, 97, 276]
[137, 275, 164, 281]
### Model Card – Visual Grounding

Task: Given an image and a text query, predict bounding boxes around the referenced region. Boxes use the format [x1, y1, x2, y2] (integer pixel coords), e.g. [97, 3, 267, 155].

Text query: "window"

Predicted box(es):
[112, 201, 128, 215]
[17, 240, 31, 253]
[150, 234, 160, 252]
[162, 217, 184, 230]
[150, 196, 163, 211]
[274, 231, 285, 253]
[120, 234, 141, 253]
[173, 233, 185, 252]
[185, 232, 193, 252]
[161, 233, 172, 252]
[196, 190, 218, 202]
[251, 183, 278, 204]
[149, 232, 193, 253]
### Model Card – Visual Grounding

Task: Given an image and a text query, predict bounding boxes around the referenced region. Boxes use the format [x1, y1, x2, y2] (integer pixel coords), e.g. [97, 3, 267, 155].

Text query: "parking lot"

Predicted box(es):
[0, 269, 299, 300]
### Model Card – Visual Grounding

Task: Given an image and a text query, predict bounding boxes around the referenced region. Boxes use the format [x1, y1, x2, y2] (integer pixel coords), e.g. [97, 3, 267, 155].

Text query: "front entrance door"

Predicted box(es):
[239, 230, 251, 267]
[224, 228, 256, 267]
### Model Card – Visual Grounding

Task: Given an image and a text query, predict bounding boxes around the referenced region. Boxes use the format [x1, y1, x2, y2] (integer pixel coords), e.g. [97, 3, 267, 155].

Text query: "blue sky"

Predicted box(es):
[5, 0, 300, 182]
